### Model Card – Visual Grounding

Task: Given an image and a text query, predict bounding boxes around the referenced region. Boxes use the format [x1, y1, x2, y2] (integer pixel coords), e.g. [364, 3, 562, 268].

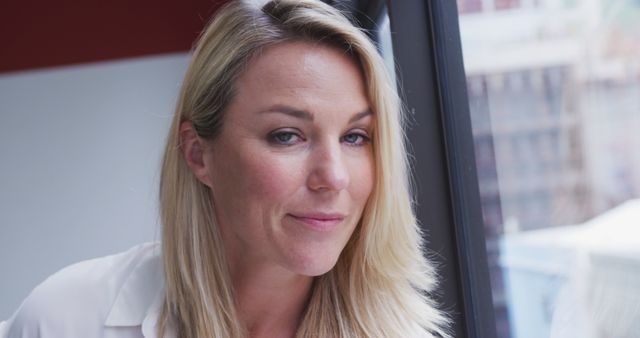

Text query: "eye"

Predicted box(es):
[268, 129, 304, 146]
[342, 130, 370, 146]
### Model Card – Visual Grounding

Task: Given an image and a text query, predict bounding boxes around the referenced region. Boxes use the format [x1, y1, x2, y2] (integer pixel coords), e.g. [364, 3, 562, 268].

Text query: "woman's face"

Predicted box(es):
[203, 41, 374, 277]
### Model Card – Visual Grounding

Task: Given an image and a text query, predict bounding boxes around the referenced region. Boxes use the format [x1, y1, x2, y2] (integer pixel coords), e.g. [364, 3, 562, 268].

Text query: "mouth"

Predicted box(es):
[287, 212, 346, 232]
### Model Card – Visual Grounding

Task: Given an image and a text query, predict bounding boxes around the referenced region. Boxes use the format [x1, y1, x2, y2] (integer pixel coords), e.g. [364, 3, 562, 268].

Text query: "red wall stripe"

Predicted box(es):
[0, 0, 228, 73]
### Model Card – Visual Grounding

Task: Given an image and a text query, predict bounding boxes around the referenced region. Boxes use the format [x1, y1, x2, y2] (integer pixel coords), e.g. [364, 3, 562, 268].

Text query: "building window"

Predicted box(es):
[459, 0, 640, 336]
[458, 0, 484, 14]
[494, 0, 521, 11]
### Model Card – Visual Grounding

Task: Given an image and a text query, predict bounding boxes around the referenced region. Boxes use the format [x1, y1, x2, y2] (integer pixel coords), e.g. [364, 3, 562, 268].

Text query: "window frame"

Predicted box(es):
[336, 1, 498, 336]
[382, 1, 497, 337]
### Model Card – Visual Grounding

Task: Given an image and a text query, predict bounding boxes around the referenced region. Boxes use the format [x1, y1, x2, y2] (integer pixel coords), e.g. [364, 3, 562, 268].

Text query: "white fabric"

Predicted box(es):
[0, 321, 8, 337]
[549, 200, 640, 337]
[1, 242, 176, 338]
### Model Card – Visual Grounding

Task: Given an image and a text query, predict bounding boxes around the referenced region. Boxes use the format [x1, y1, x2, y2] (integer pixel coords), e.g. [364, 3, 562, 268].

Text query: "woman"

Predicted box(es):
[2, 0, 449, 337]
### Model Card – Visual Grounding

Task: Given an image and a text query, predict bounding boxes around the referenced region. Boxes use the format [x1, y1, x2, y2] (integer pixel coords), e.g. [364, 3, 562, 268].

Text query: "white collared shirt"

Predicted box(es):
[1, 242, 176, 338]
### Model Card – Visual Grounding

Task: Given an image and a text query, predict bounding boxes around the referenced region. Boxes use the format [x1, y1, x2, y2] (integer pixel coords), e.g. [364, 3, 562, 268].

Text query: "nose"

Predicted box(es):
[306, 142, 349, 192]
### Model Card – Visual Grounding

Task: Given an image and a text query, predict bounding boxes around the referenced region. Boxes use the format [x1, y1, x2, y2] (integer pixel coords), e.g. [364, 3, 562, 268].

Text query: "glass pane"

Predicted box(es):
[458, 1, 640, 337]
[377, 9, 397, 87]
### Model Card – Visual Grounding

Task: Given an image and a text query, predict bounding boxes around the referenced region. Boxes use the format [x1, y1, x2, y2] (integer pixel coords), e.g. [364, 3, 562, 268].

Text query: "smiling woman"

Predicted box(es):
[185, 41, 375, 279]
[1, 1, 449, 338]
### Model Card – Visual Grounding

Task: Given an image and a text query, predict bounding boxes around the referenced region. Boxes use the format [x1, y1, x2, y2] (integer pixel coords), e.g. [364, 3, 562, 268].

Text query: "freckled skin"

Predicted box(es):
[204, 41, 374, 277]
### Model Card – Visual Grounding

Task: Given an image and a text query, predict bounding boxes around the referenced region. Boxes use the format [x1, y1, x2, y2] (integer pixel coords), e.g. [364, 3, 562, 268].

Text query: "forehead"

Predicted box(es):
[231, 41, 370, 116]
[244, 41, 358, 80]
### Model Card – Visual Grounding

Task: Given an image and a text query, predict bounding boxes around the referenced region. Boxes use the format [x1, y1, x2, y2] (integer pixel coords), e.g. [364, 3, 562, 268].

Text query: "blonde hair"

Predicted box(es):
[158, 0, 449, 337]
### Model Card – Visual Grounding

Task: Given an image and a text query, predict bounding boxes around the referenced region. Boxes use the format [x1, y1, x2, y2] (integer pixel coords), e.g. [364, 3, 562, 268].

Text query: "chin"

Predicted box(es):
[286, 250, 342, 277]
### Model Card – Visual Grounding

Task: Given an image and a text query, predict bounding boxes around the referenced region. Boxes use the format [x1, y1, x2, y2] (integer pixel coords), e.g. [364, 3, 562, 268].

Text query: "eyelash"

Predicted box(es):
[341, 131, 370, 146]
[267, 129, 371, 147]
[268, 130, 304, 145]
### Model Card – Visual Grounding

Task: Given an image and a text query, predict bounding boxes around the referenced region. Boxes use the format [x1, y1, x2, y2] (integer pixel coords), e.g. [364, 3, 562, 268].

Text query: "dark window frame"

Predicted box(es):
[385, 1, 497, 337]
[339, 1, 499, 337]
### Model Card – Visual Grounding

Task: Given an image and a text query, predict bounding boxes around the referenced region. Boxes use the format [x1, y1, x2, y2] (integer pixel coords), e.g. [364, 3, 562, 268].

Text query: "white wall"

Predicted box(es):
[0, 53, 190, 319]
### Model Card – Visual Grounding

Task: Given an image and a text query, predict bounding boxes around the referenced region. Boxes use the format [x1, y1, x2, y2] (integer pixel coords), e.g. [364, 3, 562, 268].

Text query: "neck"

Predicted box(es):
[228, 255, 314, 338]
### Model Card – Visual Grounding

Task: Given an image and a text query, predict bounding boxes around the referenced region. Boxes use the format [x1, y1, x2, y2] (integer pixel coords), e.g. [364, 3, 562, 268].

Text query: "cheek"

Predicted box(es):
[349, 155, 375, 205]
[207, 145, 298, 219]
[231, 152, 303, 208]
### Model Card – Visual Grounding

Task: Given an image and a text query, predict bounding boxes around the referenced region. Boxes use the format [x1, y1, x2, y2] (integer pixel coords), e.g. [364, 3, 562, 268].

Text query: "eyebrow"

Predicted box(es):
[348, 110, 372, 123]
[261, 104, 372, 123]
[261, 105, 313, 121]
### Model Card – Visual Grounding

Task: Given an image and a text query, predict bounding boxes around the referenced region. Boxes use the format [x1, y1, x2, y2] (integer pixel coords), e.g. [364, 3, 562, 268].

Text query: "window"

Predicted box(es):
[380, 0, 640, 337]
[458, 0, 484, 14]
[494, 0, 521, 11]
[458, 0, 640, 337]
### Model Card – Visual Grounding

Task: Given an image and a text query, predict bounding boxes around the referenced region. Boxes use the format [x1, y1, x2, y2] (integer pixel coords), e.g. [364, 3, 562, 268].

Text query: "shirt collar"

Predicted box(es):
[104, 244, 176, 338]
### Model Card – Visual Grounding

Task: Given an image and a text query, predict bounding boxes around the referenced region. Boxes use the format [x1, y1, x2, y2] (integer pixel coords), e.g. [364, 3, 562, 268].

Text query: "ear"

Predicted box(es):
[179, 121, 213, 188]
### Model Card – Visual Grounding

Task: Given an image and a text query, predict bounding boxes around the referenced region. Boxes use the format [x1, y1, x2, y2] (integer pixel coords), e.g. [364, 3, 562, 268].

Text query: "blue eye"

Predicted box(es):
[342, 132, 370, 146]
[268, 130, 303, 145]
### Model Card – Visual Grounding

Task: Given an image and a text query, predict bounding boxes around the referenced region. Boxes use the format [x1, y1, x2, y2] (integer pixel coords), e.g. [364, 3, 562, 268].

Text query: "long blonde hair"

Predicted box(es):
[158, 0, 449, 337]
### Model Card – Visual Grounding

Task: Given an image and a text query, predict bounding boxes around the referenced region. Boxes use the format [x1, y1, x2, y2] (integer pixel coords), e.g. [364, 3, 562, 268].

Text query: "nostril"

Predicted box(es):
[307, 157, 349, 192]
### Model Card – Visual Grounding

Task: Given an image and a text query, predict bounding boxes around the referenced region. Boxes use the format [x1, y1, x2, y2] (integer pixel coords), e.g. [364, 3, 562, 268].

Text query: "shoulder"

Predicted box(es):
[4, 242, 161, 338]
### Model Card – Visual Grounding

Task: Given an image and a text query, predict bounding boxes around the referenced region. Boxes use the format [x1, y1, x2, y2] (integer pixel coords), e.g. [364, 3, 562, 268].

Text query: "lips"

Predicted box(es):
[288, 212, 346, 231]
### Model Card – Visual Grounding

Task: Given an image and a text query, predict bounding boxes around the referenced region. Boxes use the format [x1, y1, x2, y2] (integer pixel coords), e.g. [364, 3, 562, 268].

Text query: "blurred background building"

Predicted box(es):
[457, 0, 640, 336]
